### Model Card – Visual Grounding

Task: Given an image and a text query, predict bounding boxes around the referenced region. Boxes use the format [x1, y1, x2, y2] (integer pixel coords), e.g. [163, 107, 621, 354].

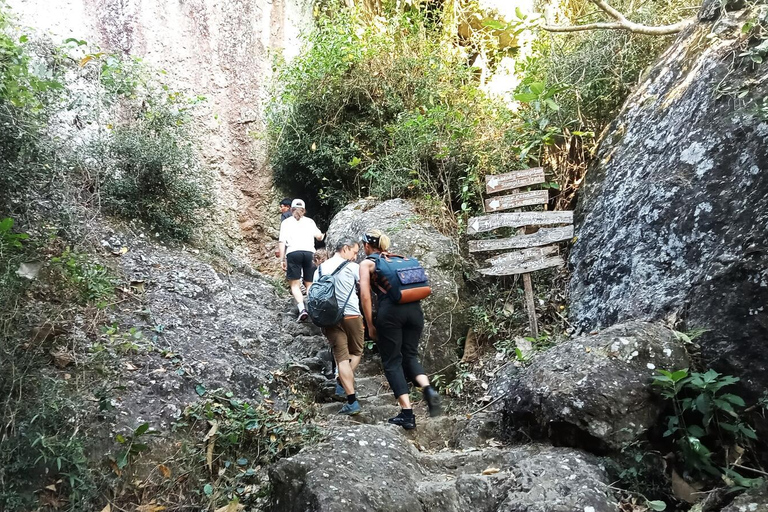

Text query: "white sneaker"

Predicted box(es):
[298, 309, 309, 322]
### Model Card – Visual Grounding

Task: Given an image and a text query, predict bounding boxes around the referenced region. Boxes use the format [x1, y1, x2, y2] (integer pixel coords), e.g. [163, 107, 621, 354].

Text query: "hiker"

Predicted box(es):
[279, 198, 293, 222]
[277, 199, 324, 321]
[359, 229, 441, 430]
[312, 238, 364, 415]
[275, 198, 293, 257]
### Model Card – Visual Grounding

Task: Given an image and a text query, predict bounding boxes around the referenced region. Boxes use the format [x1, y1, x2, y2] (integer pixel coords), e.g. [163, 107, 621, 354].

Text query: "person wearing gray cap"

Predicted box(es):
[277, 199, 324, 321]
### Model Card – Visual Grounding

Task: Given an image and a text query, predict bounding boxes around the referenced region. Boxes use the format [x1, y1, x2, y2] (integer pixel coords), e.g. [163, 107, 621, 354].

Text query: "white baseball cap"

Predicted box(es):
[291, 199, 306, 209]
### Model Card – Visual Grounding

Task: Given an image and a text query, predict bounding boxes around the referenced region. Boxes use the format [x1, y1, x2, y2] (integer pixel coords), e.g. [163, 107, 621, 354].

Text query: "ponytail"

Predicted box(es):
[363, 229, 391, 251]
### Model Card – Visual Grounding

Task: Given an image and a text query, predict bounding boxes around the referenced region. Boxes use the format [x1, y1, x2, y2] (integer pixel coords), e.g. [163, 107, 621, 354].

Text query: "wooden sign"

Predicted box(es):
[468, 167, 574, 339]
[484, 190, 549, 213]
[480, 255, 565, 276]
[468, 211, 573, 235]
[485, 168, 545, 195]
[485, 246, 558, 266]
[469, 226, 574, 253]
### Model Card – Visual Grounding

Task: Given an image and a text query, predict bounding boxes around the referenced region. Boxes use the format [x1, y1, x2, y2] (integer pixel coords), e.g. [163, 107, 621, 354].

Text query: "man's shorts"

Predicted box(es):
[286, 250, 314, 281]
[323, 316, 365, 362]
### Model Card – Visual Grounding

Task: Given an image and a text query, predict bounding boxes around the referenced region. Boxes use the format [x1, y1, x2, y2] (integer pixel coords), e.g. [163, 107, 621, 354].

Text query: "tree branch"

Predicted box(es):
[541, 0, 693, 36]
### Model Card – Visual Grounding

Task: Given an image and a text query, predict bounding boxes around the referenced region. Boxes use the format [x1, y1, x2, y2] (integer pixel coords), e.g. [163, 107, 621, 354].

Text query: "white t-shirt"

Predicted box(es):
[313, 254, 361, 316]
[279, 216, 322, 254]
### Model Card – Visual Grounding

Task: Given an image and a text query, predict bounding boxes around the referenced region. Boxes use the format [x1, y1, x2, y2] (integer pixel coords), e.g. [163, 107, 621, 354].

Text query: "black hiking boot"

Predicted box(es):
[423, 386, 442, 417]
[388, 410, 416, 430]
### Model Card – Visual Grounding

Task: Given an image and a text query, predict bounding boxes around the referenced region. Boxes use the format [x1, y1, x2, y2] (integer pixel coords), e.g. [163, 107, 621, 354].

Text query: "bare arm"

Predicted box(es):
[278, 241, 286, 260]
[359, 259, 376, 339]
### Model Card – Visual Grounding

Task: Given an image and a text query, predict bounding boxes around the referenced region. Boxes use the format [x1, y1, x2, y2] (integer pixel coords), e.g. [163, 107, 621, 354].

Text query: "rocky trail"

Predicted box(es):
[100, 226, 618, 511]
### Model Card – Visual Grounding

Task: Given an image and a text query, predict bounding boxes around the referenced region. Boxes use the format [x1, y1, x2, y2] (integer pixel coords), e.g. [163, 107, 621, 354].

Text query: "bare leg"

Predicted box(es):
[289, 280, 303, 307]
[414, 374, 429, 388]
[338, 360, 355, 395]
[397, 393, 411, 409]
[350, 354, 361, 372]
[303, 280, 313, 294]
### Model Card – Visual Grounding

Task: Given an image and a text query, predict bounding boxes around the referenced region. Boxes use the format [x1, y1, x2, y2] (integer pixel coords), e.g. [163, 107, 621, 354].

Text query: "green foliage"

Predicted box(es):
[653, 368, 763, 487]
[174, 390, 321, 508]
[0, 217, 29, 251]
[0, 377, 101, 511]
[114, 422, 155, 470]
[95, 56, 213, 241]
[50, 248, 117, 306]
[178, 389, 321, 465]
[266, 5, 520, 224]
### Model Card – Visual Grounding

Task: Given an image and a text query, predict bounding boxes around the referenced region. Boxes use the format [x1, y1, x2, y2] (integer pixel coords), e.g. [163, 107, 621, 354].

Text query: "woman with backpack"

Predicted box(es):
[312, 237, 363, 415]
[359, 229, 441, 430]
[277, 199, 324, 321]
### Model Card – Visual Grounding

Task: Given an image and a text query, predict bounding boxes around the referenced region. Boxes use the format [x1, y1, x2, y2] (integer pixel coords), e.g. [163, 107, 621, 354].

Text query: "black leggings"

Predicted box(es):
[376, 300, 426, 398]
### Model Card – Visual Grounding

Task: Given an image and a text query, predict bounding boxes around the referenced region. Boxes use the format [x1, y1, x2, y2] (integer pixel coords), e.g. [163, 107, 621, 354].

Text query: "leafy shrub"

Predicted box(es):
[0, 6, 63, 215]
[653, 368, 763, 488]
[96, 59, 212, 241]
[266, 5, 521, 225]
[49, 248, 117, 306]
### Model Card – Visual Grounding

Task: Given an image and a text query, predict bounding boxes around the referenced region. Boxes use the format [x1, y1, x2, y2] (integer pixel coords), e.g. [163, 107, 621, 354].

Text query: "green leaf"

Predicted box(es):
[687, 424, 706, 437]
[739, 425, 758, 440]
[695, 393, 711, 415]
[544, 98, 559, 111]
[131, 443, 149, 453]
[671, 369, 689, 382]
[135, 422, 150, 436]
[116, 434, 126, 444]
[19, 35, 28, 43]
[647, 500, 667, 511]
[529, 82, 545, 95]
[203, 483, 214, 496]
[481, 19, 507, 30]
[514, 93, 537, 103]
[721, 393, 746, 407]
[196, 384, 206, 396]
[720, 422, 739, 432]
[236, 457, 248, 466]
[0, 218, 13, 232]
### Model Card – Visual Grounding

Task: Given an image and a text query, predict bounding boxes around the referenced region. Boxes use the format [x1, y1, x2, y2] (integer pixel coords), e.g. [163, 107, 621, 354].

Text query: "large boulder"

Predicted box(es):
[269, 424, 616, 512]
[501, 322, 689, 450]
[721, 484, 768, 512]
[569, 9, 768, 397]
[326, 199, 467, 372]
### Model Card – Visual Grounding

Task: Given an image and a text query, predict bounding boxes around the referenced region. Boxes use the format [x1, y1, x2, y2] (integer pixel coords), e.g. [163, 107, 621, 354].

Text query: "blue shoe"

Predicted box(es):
[335, 382, 345, 397]
[338, 401, 361, 416]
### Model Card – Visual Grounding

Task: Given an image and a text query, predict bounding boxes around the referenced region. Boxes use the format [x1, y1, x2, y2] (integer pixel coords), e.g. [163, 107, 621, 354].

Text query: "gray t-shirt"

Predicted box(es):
[313, 255, 360, 316]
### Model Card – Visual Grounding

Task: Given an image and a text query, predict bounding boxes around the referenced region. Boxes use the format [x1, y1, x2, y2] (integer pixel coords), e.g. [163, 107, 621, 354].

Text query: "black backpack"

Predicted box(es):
[368, 253, 431, 304]
[306, 260, 355, 327]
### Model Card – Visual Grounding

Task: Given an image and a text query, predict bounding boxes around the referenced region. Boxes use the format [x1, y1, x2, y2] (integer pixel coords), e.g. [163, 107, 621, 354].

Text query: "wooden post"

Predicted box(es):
[517, 225, 539, 339]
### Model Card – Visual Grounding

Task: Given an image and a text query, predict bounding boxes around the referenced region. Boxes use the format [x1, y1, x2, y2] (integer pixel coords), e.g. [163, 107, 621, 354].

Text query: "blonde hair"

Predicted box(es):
[365, 229, 391, 251]
[292, 207, 305, 220]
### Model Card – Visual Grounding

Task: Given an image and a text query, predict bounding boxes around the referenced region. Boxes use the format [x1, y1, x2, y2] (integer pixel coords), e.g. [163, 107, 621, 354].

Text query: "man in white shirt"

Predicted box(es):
[313, 237, 364, 415]
[277, 199, 324, 321]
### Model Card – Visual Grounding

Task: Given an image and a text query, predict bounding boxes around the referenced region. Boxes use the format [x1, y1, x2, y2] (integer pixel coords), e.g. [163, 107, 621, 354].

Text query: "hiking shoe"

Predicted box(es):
[423, 387, 442, 418]
[335, 382, 346, 397]
[338, 401, 361, 416]
[388, 411, 416, 430]
[297, 309, 309, 322]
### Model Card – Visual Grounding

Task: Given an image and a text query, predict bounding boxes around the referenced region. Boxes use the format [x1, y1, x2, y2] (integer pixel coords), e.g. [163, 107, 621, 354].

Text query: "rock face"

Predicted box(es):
[325, 199, 468, 373]
[269, 424, 616, 512]
[721, 484, 768, 512]
[501, 322, 689, 450]
[569, 10, 768, 396]
[7, 0, 313, 258]
[99, 230, 330, 431]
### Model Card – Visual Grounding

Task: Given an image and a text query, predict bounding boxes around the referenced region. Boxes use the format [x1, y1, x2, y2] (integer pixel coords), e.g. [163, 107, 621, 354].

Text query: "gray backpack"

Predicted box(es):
[306, 261, 354, 327]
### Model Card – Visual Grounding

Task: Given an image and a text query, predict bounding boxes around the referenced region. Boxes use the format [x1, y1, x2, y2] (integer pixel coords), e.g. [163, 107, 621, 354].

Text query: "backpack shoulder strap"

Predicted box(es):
[330, 259, 350, 276]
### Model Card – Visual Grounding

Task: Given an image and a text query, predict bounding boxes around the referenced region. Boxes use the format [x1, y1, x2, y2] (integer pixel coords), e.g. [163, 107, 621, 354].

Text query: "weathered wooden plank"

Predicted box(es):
[479, 255, 565, 276]
[485, 246, 559, 266]
[485, 168, 545, 195]
[467, 211, 573, 235]
[484, 190, 549, 213]
[468, 226, 574, 252]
